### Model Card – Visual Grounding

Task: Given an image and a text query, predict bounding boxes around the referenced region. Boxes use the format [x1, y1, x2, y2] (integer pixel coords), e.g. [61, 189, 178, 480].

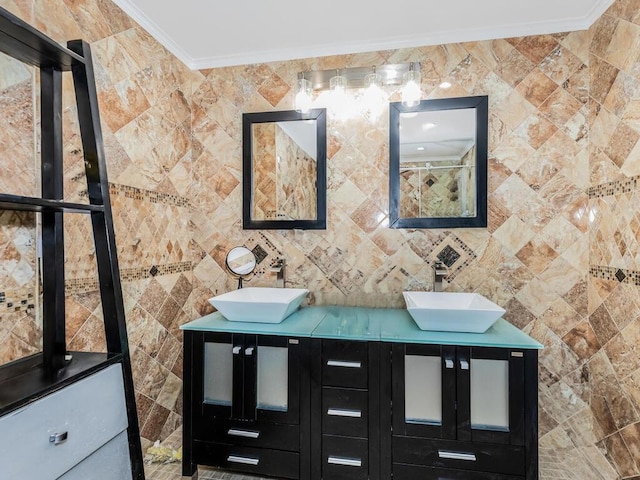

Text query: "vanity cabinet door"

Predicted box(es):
[254, 335, 301, 425]
[391, 344, 527, 445]
[392, 343, 457, 439]
[456, 347, 525, 446]
[201, 332, 241, 420]
[200, 333, 301, 425]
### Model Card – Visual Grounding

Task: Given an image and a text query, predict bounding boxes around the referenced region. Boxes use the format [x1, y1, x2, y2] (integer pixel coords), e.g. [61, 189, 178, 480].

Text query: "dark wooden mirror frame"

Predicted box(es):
[242, 108, 327, 230]
[389, 95, 488, 229]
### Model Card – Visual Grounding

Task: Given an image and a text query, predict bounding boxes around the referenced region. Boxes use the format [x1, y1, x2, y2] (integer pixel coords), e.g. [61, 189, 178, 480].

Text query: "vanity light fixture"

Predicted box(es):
[294, 72, 313, 113]
[293, 63, 420, 120]
[401, 62, 422, 107]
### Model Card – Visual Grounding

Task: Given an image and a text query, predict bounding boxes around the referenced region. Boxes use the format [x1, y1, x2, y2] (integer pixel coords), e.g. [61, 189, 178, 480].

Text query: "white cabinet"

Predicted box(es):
[0, 364, 130, 479]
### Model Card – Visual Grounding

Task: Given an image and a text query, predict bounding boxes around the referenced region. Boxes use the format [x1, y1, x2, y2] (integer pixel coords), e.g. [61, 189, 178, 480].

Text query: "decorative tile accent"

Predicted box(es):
[437, 245, 461, 268]
[0, 289, 35, 312]
[251, 244, 268, 264]
[108, 183, 191, 208]
[590, 266, 640, 286]
[588, 175, 639, 198]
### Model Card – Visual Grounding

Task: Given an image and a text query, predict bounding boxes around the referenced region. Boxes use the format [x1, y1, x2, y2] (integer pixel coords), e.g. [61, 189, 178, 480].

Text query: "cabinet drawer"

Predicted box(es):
[322, 435, 369, 480]
[393, 436, 525, 476]
[322, 387, 368, 438]
[193, 441, 299, 479]
[196, 418, 299, 451]
[58, 430, 132, 480]
[322, 340, 368, 389]
[393, 462, 524, 480]
[0, 364, 128, 480]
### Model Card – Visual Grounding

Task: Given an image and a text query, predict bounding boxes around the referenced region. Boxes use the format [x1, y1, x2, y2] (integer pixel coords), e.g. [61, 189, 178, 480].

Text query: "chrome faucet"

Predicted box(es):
[270, 258, 286, 288]
[434, 261, 447, 292]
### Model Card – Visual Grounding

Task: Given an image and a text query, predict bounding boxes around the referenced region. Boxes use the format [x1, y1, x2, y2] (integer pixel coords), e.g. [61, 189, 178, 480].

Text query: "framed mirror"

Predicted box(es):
[389, 96, 488, 229]
[243, 108, 327, 229]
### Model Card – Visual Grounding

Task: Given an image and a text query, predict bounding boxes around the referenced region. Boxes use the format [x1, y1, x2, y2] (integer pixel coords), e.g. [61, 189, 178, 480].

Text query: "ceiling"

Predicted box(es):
[111, 0, 614, 70]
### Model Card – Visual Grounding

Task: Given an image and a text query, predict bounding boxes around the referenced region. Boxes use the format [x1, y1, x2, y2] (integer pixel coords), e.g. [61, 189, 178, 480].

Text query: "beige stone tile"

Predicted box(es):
[492, 215, 535, 255]
[605, 19, 640, 73]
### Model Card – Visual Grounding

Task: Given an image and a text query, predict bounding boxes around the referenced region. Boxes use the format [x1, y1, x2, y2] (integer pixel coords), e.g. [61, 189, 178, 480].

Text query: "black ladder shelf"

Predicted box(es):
[0, 7, 144, 479]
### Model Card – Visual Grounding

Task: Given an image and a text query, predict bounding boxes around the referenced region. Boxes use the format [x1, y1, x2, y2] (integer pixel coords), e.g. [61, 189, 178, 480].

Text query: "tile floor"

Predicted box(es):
[144, 462, 268, 480]
[143, 428, 270, 480]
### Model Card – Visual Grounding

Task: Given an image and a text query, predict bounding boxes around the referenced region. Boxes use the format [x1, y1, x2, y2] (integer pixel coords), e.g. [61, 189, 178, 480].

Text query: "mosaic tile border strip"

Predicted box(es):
[589, 265, 640, 286]
[0, 289, 35, 312]
[65, 261, 194, 294]
[588, 175, 639, 198]
[80, 183, 191, 208]
[109, 184, 191, 208]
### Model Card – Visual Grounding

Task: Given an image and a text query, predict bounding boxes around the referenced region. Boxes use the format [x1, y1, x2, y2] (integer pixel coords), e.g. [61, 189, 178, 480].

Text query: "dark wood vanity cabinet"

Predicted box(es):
[182, 330, 311, 479]
[311, 339, 381, 480]
[388, 344, 538, 479]
[182, 309, 540, 480]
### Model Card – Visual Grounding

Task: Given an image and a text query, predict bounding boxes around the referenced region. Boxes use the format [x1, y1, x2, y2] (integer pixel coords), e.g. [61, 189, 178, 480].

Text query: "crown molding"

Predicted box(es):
[110, 0, 194, 68]
[111, 0, 615, 71]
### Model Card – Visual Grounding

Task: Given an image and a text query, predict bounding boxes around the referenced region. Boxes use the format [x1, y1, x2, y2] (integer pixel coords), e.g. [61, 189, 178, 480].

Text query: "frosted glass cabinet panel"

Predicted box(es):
[198, 332, 301, 425]
[405, 355, 441, 425]
[204, 342, 233, 406]
[257, 345, 289, 411]
[470, 358, 509, 430]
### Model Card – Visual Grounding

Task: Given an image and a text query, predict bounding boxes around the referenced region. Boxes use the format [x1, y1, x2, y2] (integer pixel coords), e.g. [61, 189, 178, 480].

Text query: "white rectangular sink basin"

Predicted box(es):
[208, 287, 309, 323]
[403, 292, 505, 333]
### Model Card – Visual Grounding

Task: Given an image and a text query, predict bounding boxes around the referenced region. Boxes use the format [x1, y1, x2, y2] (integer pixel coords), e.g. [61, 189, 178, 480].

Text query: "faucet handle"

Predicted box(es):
[270, 258, 285, 271]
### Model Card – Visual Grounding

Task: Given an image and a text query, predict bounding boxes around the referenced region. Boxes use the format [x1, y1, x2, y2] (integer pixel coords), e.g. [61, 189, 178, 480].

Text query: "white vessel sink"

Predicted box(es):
[208, 287, 309, 323]
[403, 292, 505, 333]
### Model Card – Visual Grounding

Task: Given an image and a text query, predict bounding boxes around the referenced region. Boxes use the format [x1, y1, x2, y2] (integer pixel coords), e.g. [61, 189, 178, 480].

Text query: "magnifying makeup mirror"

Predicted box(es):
[226, 246, 257, 288]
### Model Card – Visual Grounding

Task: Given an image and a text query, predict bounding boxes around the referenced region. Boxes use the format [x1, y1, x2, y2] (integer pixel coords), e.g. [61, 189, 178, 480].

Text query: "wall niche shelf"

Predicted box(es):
[0, 6, 144, 479]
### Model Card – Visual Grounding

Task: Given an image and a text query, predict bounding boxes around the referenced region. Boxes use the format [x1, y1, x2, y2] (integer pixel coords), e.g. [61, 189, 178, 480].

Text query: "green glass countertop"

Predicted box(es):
[181, 305, 543, 349]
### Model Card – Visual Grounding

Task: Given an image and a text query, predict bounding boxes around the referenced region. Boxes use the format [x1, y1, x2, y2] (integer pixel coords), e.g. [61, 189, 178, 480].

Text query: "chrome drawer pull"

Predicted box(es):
[49, 432, 68, 445]
[227, 428, 260, 439]
[245, 347, 254, 356]
[327, 408, 362, 418]
[327, 360, 361, 368]
[328, 456, 362, 467]
[227, 455, 260, 465]
[438, 450, 476, 461]
[232, 346, 242, 354]
[460, 360, 469, 370]
[445, 359, 454, 369]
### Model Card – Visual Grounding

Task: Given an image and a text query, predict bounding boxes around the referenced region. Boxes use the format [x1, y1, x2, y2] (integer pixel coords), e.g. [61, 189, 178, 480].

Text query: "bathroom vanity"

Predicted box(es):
[181, 306, 541, 480]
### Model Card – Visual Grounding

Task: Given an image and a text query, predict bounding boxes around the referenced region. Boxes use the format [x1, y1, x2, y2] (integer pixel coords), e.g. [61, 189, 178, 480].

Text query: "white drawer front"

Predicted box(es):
[0, 363, 128, 479]
[58, 430, 132, 480]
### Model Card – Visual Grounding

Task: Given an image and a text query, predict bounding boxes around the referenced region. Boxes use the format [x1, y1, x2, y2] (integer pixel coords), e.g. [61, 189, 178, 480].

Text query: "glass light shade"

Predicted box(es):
[295, 77, 312, 113]
[362, 72, 388, 121]
[402, 68, 422, 107]
[328, 73, 356, 121]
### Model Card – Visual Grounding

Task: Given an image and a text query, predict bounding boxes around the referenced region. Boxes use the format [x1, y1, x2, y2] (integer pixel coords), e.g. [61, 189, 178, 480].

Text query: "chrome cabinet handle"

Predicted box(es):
[49, 432, 68, 445]
[327, 408, 362, 418]
[445, 359, 454, 369]
[227, 455, 259, 465]
[227, 428, 260, 438]
[327, 360, 361, 368]
[460, 360, 469, 370]
[328, 456, 362, 467]
[438, 450, 476, 461]
[245, 347, 254, 356]
[232, 346, 242, 354]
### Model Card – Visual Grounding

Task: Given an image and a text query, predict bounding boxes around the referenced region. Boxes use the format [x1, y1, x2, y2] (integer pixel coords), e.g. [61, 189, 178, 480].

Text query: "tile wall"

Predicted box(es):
[0, 0, 639, 477]
[0, 0, 200, 450]
[583, 2, 640, 478]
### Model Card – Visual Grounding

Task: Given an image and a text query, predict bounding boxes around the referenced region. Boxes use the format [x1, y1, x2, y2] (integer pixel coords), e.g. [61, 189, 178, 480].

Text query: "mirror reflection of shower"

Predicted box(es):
[398, 108, 477, 219]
